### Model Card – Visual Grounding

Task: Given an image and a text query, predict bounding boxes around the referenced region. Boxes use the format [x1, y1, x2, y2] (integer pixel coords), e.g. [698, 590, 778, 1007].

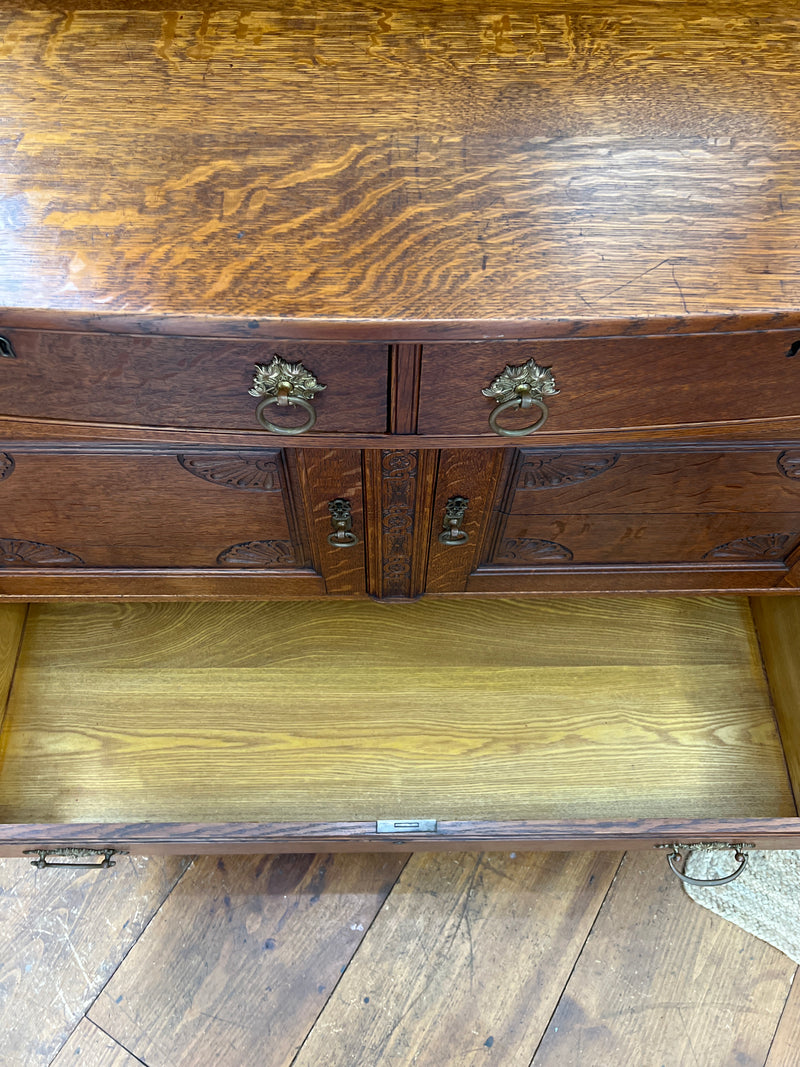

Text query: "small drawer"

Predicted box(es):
[417, 332, 800, 437]
[0, 329, 388, 434]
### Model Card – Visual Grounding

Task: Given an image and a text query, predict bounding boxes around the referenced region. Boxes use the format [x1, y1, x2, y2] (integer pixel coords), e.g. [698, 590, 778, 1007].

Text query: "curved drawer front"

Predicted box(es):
[0, 330, 389, 434]
[417, 331, 800, 436]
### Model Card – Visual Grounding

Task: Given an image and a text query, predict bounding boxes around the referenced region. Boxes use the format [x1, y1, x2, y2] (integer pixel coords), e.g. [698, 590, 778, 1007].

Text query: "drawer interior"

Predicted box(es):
[0, 597, 798, 827]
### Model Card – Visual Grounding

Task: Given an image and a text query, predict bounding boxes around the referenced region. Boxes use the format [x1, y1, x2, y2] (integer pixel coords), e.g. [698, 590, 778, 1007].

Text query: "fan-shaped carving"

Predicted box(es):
[216, 540, 296, 566]
[777, 451, 800, 480]
[495, 538, 574, 563]
[517, 453, 620, 490]
[178, 454, 280, 491]
[704, 533, 797, 561]
[0, 453, 14, 480]
[0, 538, 84, 566]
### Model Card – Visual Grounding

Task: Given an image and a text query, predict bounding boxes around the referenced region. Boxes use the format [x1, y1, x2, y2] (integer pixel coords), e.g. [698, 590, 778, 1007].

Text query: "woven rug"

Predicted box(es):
[682, 849, 800, 964]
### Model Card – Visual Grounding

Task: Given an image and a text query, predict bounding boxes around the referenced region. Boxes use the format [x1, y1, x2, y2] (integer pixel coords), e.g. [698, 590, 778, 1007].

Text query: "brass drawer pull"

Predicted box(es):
[23, 847, 127, 870]
[439, 496, 470, 545]
[482, 358, 559, 437]
[249, 356, 326, 435]
[327, 498, 359, 547]
[662, 843, 752, 887]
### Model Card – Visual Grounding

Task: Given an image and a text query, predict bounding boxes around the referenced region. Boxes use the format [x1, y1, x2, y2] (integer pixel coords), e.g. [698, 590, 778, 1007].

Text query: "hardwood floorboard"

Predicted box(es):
[292, 850, 621, 1067]
[764, 974, 800, 1066]
[531, 850, 797, 1067]
[0, 854, 189, 1066]
[50, 1019, 145, 1066]
[2, 848, 798, 1065]
[88, 853, 408, 1067]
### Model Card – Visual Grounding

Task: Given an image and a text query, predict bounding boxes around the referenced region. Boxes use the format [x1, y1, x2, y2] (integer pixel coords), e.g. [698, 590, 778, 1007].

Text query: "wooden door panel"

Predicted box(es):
[0, 448, 311, 571]
[464, 445, 800, 593]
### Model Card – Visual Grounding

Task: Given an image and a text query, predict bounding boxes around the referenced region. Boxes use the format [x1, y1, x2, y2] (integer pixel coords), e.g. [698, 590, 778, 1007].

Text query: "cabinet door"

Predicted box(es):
[431, 446, 800, 594]
[0, 446, 366, 598]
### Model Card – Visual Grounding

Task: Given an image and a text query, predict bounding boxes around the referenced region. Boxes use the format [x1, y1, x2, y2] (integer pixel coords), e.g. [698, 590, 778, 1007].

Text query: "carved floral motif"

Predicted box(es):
[178, 453, 281, 491]
[517, 453, 620, 490]
[777, 451, 800, 480]
[495, 538, 574, 564]
[703, 533, 797, 561]
[216, 540, 296, 566]
[0, 538, 84, 566]
[381, 450, 418, 597]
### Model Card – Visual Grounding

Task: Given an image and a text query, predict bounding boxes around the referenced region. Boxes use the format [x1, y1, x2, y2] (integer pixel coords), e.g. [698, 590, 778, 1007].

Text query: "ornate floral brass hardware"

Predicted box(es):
[482, 358, 559, 437]
[658, 842, 754, 887]
[439, 496, 470, 545]
[0, 336, 16, 358]
[249, 356, 326, 435]
[327, 498, 359, 547]
[23, 847, 127, 870]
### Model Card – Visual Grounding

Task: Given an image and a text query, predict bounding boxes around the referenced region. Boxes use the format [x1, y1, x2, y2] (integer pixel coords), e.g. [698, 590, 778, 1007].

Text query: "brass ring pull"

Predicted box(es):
[482, 358, 559, 438]
[249, 356, 326, 436]
[255, 394, 317, 435]
[666, 846, 749, 887]
[327, 498, 359, 547]
[487, 395, 549, 437]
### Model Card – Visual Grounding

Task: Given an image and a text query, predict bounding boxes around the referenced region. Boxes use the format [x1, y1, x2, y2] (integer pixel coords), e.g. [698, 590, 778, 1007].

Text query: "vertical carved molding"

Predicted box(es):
[380, 450, 419, 598]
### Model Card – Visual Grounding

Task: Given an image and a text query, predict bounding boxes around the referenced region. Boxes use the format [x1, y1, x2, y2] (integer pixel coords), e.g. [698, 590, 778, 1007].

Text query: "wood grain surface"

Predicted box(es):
[50, 1020, 143, 1067]
[0, 853, 189, 1065]
[88, 852, 408, 1066]
[533, 850, 797, 1066]
[2, 2, 800, 335]
[0, 597, 793, 825]
[751, 597, 800, 807]
[292, 850, 621, 1067]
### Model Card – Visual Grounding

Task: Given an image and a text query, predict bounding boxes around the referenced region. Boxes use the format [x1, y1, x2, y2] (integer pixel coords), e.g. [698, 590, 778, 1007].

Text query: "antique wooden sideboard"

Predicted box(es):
[2, 2, 800, 870]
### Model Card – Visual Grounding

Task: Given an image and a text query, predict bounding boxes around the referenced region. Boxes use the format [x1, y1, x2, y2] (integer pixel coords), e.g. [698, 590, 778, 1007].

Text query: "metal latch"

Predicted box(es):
[376, 819, 438, 834]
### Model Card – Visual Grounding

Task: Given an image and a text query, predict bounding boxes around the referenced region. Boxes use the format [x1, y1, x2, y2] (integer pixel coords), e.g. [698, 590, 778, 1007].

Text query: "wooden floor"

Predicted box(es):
[2, 849, 800, 1066]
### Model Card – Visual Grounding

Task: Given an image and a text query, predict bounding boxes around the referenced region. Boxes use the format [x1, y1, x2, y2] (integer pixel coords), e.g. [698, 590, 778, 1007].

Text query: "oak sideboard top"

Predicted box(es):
[1, 1, 800, 339]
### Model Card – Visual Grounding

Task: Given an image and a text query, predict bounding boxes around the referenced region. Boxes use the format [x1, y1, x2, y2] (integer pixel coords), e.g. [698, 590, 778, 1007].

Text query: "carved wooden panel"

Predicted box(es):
[0, 451, 309, 571]
[477, 446, 800, 586]
[380, 451, 419, 598]
[178, 453, 282, 492]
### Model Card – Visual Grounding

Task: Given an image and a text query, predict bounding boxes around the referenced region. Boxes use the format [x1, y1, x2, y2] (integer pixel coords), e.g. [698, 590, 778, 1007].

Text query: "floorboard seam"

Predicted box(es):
[83, 1019, 151, 1067]
[287, 852, 413, 1067]
[527, 850, 627, 1067]
[45, 856, 195, 1067]
[761, 966, 799, 1065]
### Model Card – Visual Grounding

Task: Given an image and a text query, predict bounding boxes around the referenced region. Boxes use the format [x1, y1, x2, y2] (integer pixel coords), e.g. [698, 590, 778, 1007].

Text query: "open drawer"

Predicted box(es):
[1, 597, 800, 862]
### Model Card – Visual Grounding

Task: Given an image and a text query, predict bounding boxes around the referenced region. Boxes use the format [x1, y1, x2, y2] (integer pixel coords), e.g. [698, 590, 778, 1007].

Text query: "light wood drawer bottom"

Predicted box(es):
[1, 597, 800, 854]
